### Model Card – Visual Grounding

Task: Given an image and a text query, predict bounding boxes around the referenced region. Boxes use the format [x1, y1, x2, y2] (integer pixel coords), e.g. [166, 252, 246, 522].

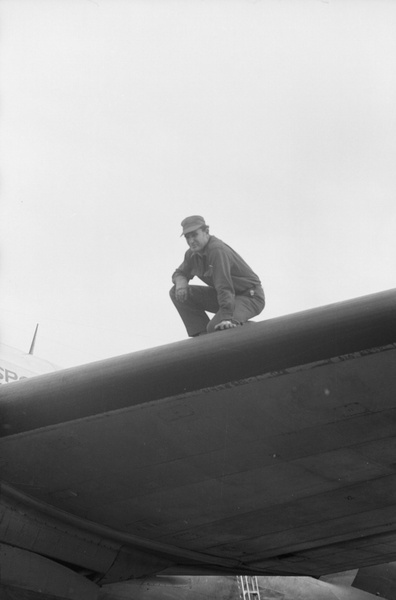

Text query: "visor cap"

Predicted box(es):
[181, 215, 207, 236]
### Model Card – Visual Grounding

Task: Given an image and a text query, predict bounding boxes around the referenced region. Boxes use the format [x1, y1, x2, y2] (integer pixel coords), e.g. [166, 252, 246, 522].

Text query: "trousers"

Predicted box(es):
[170, 284, 265, 336]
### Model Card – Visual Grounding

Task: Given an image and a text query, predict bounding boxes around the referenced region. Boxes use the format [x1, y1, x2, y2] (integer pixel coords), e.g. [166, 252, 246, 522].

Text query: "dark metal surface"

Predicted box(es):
[1, 288, 396, 436]
[1, 288, 396, 582]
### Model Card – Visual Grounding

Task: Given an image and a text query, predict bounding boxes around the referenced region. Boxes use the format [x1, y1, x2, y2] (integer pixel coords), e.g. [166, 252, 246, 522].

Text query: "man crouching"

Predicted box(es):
[170, 215, 265, 337]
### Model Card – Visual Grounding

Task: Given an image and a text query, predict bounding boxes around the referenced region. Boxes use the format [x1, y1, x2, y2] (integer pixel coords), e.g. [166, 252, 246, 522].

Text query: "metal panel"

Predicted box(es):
[1, 289, 396, 579]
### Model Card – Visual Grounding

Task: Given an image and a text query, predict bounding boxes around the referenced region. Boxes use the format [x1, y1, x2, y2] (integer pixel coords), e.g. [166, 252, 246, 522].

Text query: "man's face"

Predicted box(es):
[185, 228, 210, 253]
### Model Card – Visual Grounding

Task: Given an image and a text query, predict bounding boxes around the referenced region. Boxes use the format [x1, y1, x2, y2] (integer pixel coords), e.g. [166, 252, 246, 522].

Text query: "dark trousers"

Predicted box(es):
[170, 285, 265, 336]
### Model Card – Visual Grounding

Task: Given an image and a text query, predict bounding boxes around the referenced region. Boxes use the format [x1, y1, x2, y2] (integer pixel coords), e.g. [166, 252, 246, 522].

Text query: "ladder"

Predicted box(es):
[238, 576, 261, 600]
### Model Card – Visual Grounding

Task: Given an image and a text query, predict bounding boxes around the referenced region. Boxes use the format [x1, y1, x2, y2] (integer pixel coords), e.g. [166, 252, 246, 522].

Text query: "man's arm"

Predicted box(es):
[172, 254, 192, 303]
[173, 275, 189, 302]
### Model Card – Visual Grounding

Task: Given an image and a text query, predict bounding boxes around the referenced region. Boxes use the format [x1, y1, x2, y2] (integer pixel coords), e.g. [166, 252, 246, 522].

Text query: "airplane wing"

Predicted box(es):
[1, 288, 396, 599]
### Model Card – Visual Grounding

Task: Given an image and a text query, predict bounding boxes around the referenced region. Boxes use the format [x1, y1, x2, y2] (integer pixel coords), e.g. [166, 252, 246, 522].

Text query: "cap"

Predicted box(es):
[180, 215, 207, 236]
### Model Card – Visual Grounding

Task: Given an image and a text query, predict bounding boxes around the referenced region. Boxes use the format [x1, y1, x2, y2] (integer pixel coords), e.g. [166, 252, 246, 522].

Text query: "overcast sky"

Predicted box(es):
[0, 0, 395, 368]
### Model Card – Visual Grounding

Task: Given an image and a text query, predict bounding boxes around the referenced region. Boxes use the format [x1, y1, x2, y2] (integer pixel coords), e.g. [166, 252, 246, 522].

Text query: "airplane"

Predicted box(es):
[1, 288, 396, 600]
[0, 324, 59, 384]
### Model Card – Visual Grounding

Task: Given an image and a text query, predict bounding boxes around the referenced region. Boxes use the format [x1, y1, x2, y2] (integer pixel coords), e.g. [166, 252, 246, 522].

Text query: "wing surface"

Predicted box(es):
[1, 289, 396, 588]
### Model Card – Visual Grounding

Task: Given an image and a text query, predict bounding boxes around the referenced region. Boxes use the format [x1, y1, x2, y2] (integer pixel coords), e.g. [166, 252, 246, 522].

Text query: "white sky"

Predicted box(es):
[0, 0, 395, 368]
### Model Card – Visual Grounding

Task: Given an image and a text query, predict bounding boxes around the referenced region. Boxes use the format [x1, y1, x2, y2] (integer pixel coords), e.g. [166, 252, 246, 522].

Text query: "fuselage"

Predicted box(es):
[0, 343, 59, 384]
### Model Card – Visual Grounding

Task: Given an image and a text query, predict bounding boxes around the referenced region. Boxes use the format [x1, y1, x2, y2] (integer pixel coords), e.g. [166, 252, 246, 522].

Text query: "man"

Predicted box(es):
[170, 215, 265, 336]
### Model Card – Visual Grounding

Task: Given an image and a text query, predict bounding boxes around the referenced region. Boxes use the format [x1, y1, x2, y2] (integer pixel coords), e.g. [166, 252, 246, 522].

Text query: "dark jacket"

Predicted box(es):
[172, 236, 262, 319]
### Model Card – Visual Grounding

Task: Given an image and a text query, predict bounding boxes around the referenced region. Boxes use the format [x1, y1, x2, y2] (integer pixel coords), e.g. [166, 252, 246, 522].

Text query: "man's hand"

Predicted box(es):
[215, 320, 238, 331]
[175, 285, 189, 303]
